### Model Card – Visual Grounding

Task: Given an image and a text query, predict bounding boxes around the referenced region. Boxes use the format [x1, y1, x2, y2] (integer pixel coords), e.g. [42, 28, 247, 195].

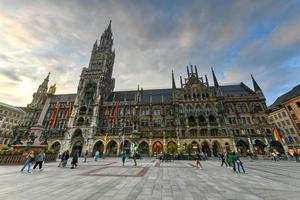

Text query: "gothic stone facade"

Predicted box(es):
[19, 22, 272, 157]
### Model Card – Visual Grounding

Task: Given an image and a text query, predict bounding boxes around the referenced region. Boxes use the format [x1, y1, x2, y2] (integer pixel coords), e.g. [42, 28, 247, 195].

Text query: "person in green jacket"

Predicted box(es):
[228, 152, 236, 172]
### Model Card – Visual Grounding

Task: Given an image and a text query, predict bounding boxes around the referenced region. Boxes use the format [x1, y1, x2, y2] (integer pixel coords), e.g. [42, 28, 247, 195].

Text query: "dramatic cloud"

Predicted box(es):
[0, 0, 299, 106]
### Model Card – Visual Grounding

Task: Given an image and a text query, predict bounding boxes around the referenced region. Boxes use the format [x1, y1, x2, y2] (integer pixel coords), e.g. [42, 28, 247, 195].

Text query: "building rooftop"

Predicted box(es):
[269, 84, 300, 111]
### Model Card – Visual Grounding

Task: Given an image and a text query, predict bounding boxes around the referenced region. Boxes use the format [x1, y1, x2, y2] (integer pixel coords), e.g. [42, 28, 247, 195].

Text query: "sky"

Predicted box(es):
[0, 0, 300, 107]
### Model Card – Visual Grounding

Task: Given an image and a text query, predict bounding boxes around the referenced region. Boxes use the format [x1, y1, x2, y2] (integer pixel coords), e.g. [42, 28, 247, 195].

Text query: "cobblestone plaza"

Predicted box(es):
[0, 158, 299, 200]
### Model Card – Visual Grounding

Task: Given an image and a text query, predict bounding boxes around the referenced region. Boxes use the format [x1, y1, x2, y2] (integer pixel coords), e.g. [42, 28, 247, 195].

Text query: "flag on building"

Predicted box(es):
[271, 126, 281, 142]
[50, 101, 61, 129]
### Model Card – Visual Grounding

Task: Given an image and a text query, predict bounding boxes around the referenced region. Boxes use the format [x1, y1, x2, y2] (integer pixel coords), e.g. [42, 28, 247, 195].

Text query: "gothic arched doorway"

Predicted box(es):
[236, 140, 249, 156]
[212, 141, 221, 157]
[139, 141, 149, 156]
[106, 140, 118, 156]
[71, 129, 84, 157]
[254, 140, 265, 155]
[201, 141, 211, 157]
[121, 140, 131, 154]
[93, 140, 104, 156]
[152, 141, 163, 156]
[167, 141, 177, 154]
[270, 141, 284, 154]
[191, 141, 200, 153]
[50, 141, 61, 153]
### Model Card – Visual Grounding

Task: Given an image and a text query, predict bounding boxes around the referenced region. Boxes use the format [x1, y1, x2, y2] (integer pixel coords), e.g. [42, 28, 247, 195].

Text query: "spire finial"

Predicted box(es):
[172, 70, 176, 89]
[186, 66, 190, 77]
[180, 76, 183, 88]
[205, 74, 209, 87]
[211, 67, 219, 87]
[108, 20, 112, 30]
[251, 74, 262, 91]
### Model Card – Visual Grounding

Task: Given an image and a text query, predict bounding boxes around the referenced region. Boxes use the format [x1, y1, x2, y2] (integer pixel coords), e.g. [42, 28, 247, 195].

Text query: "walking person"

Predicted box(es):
[84, 150, 88, 163]
[94, 150, 100, 161]
[58, 151, 66, 167]
[228, 152, 236, 172]
[293, 151, 299, 162]
[33, 150, 46, 171]
[20, 151, 35, 174]
[235, 154, 246, 173]
[271, 151, 277, 162]
[62, 150, 70, 167]
[121, 150, 126, 167]
[195, 151, 203, 169]
[226, 152, 231, 167]
[71, 150, 79, 169]
[133, 150, 137, 166]
[220, 153, 228, 167]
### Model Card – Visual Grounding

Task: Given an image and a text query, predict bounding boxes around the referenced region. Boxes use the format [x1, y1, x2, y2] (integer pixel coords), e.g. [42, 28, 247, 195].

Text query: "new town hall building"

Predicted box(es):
[17, 22, 273, 157]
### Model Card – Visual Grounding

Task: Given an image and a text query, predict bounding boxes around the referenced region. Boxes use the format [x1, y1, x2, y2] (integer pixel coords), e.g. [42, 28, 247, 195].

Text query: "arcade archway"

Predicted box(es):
[106, 140, 118, 156]
[152, 141, 163, 156]
[93, 140, 104, 156]
[139, 141, 149, 156]
[254, 140, 265, 155]
[71, 129, 84, 157]
[201, 141, 211, 157]
[50, 141, 61, 153]
[212, 141, 221, 157]
[270, 141, 284, 154]
[167, 141, 177, 154]
[236, 140, 249, 156]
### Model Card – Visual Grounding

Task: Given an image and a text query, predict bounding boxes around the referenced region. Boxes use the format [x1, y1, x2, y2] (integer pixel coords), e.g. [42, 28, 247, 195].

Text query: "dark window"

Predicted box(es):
[296, 102, 300, 108]
[287, 105, 292, 111]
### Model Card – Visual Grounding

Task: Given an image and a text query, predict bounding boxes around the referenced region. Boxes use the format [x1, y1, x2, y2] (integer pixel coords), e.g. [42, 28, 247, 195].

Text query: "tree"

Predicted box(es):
[186, 144, 193, 160]
[167, 144, 177, 154]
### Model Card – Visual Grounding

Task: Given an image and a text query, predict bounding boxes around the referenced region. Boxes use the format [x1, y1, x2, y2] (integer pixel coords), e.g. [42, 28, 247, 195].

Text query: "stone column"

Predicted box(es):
[248, 137, 254, 153]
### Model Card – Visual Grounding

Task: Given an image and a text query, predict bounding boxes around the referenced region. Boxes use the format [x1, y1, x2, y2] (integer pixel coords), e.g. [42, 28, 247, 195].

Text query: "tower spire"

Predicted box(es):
[172, 70, 176, 89]
[205, 74, 209, 87]
[251, 74, 262, 91]
[211, 67, 219, 87]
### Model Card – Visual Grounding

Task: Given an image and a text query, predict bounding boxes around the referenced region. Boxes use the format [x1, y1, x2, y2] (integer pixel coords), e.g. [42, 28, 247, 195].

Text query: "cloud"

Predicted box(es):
[0, 0, 299, 106]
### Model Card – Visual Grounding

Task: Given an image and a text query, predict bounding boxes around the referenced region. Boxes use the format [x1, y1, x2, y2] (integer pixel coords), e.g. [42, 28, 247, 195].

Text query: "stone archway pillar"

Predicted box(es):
[232, 140, 238, 152]
[149, 138, 153, 157]
[247, 137, 254, 153]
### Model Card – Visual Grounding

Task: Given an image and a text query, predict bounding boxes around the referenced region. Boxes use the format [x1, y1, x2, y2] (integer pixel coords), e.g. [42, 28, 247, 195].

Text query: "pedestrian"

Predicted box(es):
[133, 150, 137, 166]
[121, 150, 126, 167]
[94, 150, 100, 161]
[62, 150, 70, 167]
[195, 151, 203, 169]
[71, 150, 78, 169]
[226, 152, 231, 167]
[229, 152, 236, 172]
[220, 153, 228, 167]
[271, 151, 277, 162]
[20, 150, 35, 174]
[58, 151, 65, 167]
[84, 150, 88, 163]
[33, 150, 46, 171]
[293, 151, 299, 162]
[235, 154, 246, 173]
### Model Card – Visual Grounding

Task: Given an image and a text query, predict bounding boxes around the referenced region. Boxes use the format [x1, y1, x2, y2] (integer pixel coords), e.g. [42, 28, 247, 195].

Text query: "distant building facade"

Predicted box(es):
[0, 102, 26, 144]
[16, 22, 272, 156]
[269, 85, 300, 154]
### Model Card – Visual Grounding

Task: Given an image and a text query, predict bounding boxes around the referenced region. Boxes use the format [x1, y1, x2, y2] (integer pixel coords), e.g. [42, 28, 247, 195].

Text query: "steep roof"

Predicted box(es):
[269, 84, 300, 111]
[219, 83, 255, 97]
[50, 94, 77, 103]
[0, 102, 26, 113]
[107, 88, 174, 104]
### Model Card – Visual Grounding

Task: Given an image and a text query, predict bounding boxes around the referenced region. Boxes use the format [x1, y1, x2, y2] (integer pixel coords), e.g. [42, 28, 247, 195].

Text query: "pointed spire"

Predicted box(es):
[186, 66, 190, 77]
[172, 70, 176, 89]
[108, 20, 112, 31]
[205, 74, 209, 87]
[190, 65, 193, 74]
[251, 74, 262, 91]
[194, 65, 198, 77]
[211, 67, 219, 87]
[180, 76, 183, 88]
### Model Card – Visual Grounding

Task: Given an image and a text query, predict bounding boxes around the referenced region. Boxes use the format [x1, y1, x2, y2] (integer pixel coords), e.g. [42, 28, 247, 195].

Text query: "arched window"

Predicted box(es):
[186, 105, 193, 113]
[195, 105, 201, 113]
[188, 116, 196, 126]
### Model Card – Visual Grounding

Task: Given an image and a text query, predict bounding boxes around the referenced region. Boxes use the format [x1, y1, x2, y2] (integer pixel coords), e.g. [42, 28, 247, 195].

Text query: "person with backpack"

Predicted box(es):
[94, 150, 100, 161]
[121, 150, 126, 167]
[62, 150, 70, 167]
[33, 150, 46, 171]
[20, 150, 35, 174]
[195, 151, 203, 169]
[235, 154, 246, 173]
